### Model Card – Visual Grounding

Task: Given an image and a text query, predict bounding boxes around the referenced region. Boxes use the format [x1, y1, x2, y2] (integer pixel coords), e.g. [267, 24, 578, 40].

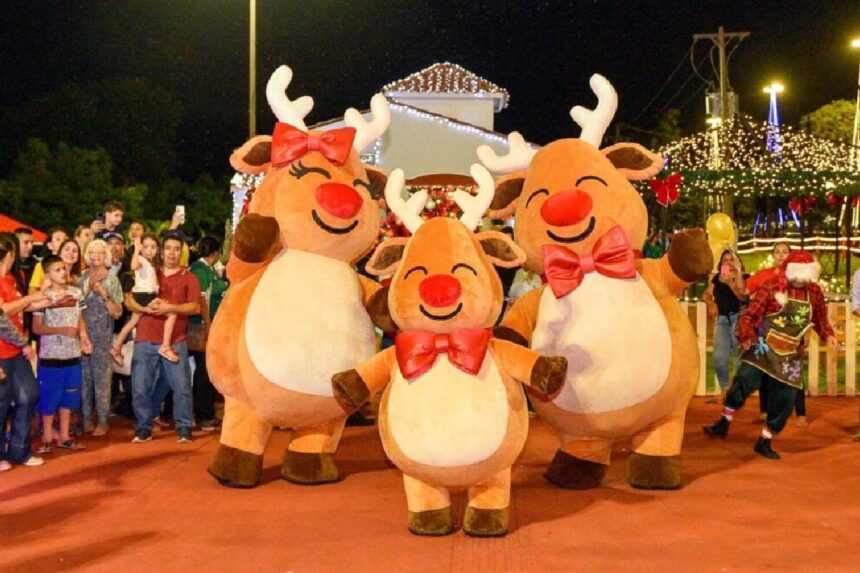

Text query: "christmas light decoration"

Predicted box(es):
[230, 172, 265, 230]
[383, 62, 510, 110]
[379, 184, 478, 240]
[658, 115, 860, 197]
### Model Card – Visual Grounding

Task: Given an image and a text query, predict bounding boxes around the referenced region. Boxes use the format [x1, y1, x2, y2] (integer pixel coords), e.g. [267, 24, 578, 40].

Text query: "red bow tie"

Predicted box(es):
[541, 226, 636, 298]
[395, 328, 493, 380]
[270, 123, 356, 168]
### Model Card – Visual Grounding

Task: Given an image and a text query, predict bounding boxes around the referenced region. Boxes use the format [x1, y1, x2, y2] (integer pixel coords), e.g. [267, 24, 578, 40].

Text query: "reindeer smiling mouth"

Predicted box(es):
[546, 216, 596, 244]
[311, 210, 359, 235]
[419, 303, 463, 321]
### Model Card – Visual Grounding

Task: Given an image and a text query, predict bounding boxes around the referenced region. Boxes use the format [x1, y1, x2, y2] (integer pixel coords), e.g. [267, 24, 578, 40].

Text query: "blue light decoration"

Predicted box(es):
[766, 88, 783, 159]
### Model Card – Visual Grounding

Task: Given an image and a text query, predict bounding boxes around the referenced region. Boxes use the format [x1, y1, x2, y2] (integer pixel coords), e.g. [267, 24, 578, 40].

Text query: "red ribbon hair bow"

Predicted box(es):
[541, 225, 636, 298]
[270, 123, 356, 167]
[395, 328, 493, 380]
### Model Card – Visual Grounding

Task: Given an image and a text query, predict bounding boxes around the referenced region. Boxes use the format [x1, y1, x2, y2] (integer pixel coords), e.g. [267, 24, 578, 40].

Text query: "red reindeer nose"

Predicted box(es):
[315, 182, 363, 219]
[540, 189, 593, 227]
[419, 275, 462, 308]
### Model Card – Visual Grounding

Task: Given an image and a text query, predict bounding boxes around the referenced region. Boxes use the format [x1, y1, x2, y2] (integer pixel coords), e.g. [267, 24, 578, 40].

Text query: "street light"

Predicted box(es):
[851, 38, 860, 171]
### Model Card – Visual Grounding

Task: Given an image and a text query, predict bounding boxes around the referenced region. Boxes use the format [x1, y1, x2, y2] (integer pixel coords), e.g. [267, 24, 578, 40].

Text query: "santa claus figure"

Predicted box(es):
[703, 249, 838, 459]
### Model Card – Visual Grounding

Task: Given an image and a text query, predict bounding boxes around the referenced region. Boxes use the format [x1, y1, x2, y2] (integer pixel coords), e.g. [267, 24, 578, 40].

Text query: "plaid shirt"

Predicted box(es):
[737, 277, 834, 345]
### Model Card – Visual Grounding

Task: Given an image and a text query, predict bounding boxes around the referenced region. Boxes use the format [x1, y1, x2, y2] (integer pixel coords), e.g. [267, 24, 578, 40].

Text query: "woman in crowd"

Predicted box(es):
[0, 234, 51, 468]
[703, 249, 748, 402]
[79, 239, 124, 436]
[188, 236, 227, 430]
[29, 237, 83, 293]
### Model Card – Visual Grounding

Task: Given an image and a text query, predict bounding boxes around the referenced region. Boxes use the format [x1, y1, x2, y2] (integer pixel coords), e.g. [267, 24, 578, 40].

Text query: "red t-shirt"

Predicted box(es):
[0, 273, 25, 359]
[135, 267, 202, 346]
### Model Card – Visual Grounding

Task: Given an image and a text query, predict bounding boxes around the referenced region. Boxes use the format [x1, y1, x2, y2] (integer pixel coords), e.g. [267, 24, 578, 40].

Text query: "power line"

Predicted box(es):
[632, 44, 694, 122]
[653, 51, 713, 117]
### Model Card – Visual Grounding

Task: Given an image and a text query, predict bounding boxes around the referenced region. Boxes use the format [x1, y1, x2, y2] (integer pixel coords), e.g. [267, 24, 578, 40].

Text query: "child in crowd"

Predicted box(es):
[32, 256, 92, 453]
[110, 234, 178, 364]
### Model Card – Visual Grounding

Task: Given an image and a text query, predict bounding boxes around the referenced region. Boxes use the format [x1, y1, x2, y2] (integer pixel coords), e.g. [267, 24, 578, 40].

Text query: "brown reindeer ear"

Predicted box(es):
[365, 237, 409, 276]
[485, 172, 526, 219]
[229, 135, 273, 175]
[478, 231, 526, 269]
[364, 166, 388, 200]
[602, 143, 663, 181]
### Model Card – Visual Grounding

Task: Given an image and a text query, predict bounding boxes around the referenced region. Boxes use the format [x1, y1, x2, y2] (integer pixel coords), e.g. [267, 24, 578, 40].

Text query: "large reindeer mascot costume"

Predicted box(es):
[331, 166, 567, 537]
[207, 66, 391, 488]
[485, 75, 713, 490]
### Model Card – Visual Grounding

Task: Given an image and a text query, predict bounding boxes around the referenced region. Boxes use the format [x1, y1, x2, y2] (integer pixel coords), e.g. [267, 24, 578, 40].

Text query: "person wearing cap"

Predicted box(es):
[703, 250, 838, 459]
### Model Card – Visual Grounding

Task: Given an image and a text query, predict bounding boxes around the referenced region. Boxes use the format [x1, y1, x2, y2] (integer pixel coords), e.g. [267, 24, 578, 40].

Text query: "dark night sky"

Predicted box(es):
[1, 0, 858, 179]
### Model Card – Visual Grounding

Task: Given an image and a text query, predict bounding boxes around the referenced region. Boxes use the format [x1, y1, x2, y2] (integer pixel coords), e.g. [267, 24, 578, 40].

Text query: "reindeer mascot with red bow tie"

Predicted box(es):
[485, 75, 713, 490]
[331, 166, 568, 537]
[207, 66, 391, 488]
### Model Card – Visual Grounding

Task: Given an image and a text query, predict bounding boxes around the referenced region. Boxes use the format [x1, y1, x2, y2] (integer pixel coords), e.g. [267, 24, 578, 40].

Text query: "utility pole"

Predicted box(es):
[694, 26, 749, 219]
[249, 0, 257, 138]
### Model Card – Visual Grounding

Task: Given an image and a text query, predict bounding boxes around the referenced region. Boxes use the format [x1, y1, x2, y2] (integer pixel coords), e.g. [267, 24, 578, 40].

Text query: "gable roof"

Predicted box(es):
[383, 62, 509, 110]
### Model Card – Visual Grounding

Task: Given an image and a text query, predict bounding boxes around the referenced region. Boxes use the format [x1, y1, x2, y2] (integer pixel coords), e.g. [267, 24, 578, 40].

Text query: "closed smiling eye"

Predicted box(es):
[525, 188, 549, 208]
[289, 160, 331, 180]
[404, 265, 429, 280]
[451, 263, 477, 276]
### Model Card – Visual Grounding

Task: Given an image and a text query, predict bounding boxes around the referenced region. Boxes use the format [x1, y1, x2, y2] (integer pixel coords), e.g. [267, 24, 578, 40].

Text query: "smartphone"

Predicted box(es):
[95, 212, 105, 223]
[720, 263, 731, 278]
[175, 205, 186, 224]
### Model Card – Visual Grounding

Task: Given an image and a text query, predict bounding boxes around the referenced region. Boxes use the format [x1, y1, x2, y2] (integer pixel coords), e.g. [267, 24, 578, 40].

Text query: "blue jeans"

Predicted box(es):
[131, 341, 192, 433]
[0, 354, 39, 463]
[713, 312, 739, 391]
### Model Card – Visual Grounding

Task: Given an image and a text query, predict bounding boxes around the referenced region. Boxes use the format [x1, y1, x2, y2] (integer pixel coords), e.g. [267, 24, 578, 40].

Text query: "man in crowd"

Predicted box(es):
[126, 232, 200, 444]
[92, 201, 124, 240]
[14, 227, 37, 287]
[45, 228, 67, 256]
[104, 232, 129, 277]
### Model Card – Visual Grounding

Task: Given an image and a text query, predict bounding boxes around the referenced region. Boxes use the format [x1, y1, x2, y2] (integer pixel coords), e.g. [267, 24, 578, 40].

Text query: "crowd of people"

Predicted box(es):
[0, 200, 227, 471]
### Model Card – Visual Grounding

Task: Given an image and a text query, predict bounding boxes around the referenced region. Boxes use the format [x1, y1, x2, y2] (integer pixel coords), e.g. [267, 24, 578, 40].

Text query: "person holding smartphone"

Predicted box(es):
[703, 249, 748, 402]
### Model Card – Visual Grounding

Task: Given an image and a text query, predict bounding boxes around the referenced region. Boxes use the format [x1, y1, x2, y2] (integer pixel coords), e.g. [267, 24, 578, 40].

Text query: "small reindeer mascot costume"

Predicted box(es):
[704, 250, 837, 459]
[331, 166, 568, 537]
[484, 75, 713, 490]
[207, 66, 391, 488]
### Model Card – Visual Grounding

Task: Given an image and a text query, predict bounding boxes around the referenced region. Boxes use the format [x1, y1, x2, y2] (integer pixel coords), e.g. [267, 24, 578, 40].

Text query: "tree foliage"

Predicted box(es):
[800, 99, 855, 143]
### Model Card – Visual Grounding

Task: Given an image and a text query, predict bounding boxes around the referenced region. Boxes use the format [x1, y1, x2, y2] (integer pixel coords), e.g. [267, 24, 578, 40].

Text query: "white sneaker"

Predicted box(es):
[0, 460, 12, 472]
[22, 456, 45, 467]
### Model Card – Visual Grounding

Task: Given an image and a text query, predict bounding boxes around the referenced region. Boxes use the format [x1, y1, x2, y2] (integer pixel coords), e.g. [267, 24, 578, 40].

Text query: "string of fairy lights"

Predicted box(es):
[383, 62, 510, 109]
[659, 115, 860, 197]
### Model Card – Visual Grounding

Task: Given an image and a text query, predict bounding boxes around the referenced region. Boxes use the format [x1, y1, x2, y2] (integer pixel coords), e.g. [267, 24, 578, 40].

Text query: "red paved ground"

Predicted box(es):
[2, 397, 859, 573]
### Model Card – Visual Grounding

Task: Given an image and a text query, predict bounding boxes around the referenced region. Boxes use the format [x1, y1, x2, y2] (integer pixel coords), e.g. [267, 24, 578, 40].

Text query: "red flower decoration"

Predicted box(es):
[647, 172, 682, 207]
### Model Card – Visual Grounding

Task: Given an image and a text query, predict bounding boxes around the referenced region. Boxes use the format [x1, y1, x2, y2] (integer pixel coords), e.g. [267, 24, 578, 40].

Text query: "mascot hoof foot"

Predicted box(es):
[544, 449, 607, 489]
[408, 507, 454, 536]
[282, 451, 340, 485]
[627, 452, 681, 490]
[463, 506, 509, 537]
[208, 444, 262, 488]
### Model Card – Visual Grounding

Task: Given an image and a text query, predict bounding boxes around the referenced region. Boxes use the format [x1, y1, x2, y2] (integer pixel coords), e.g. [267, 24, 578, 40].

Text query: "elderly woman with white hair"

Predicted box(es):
[79, 239, 124, 436]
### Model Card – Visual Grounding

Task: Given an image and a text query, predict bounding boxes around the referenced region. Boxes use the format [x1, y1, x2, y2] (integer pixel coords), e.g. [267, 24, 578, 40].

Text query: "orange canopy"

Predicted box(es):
[0, 213, 47, 242]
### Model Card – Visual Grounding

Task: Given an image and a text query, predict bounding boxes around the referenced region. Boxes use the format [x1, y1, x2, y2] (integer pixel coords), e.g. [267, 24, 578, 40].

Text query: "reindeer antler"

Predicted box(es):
[266, 65, 314, 131]
[476, 131, 536, 175]
[569, 74, 618, 148]
[345, 94, 391, 153]
[453, 164, 495, 232]
[385, 169, 427, 234]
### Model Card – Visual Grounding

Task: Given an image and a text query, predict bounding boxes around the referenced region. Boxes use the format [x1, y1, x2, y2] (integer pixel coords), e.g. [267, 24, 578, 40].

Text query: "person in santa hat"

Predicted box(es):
[703, 249, 838, 459]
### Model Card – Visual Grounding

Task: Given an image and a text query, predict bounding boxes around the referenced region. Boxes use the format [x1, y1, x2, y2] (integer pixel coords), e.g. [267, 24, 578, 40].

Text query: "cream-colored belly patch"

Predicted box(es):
[387, 355, 508, 467]
[532, 274, 672, 414]
[244, 249, 376, 396]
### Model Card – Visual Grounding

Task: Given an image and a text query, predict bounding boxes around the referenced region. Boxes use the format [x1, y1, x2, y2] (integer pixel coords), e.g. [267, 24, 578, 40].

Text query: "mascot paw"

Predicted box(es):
[544, 449, 608, 489]
[233, 213, 281, 263]
[408, 507, 455, 536]
[463, 506, 509, 537]
[627, 452, 682, 490]
[493, 325, 529, 347]
[207, 444, 263, 488]
[530, 356, 568, 398]
[332, 369, 371, 413]
[668, 228, 713, 282]
[282, 451, 340, 485]
[366, 286, 397, 333]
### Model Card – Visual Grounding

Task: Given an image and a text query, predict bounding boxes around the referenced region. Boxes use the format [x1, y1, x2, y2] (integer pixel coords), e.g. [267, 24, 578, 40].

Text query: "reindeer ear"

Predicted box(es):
[602, 143, 663, 181]
[478, 231, 526, 269]
[365, 237, 409, 276]
[364, 166, 388, 200]
[230, 135, 273, 175]
[485, 172, 526, 219]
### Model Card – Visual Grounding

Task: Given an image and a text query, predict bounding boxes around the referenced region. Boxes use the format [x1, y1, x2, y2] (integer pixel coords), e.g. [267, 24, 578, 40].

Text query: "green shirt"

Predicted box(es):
[189, 259, 227, 323]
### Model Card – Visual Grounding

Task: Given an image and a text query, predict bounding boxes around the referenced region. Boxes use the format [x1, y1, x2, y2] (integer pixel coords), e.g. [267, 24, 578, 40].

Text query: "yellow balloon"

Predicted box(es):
[706, 213, 736, 270]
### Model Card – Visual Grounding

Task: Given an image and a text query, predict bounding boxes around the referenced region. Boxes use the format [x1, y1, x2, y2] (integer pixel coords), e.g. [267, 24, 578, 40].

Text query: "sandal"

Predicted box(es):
[57, 440, 86, 451]
[36, 442, 52, 454]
